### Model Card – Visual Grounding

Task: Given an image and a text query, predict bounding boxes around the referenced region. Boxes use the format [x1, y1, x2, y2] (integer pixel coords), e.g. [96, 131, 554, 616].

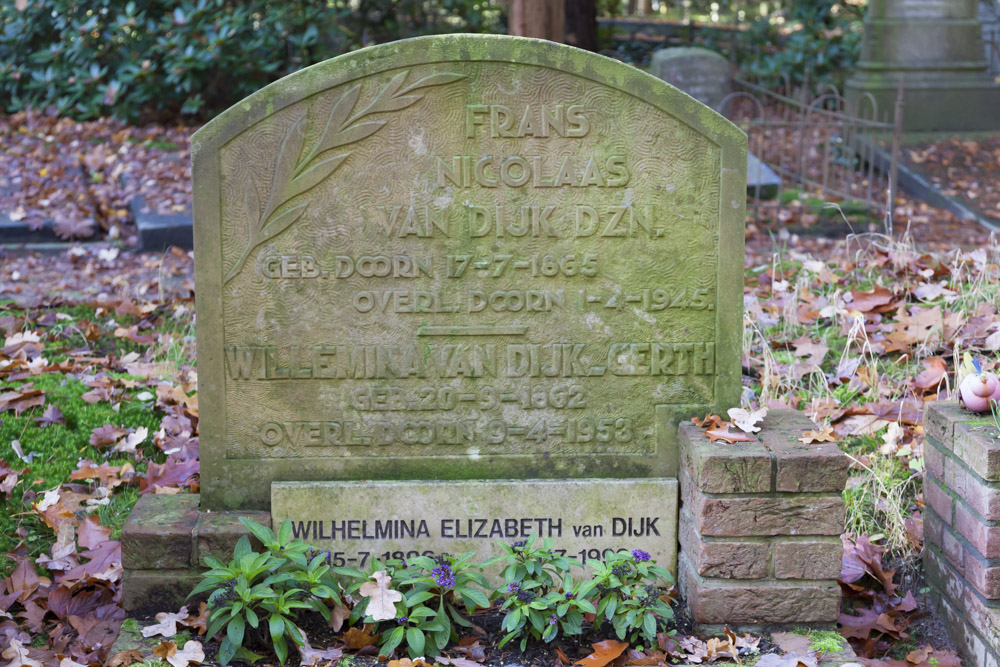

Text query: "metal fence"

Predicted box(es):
[716, 77, 902, 229]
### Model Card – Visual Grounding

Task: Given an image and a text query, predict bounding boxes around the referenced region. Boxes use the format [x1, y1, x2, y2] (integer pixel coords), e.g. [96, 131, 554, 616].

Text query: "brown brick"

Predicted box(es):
[956, 502, 1000, 559]
[925, 546, 966, 609]
[121, 493, 199, 569]
[688, 486, 844, 537]
[944, 457, 967, 503]
[194, 510, 271, 566]
[943, 527, 966, 576]
[925, 401, 979, 447]
[953, 464, 1000, 521]
[954, 423, 1000, 483]
[925, 505, 945, 548]
[965, 552, 1000, 599]
[962, 585, 1000, 647]
[679, 422, 771, 493]
[680, 554, 839, 623]
[773, 539, 842, 580]
[925, 440, 945, 480]
[678, 511, 769, 579]
[757, 410, 849, 493]
[122, 568, 204, 615]
[925, 477, 954, 525]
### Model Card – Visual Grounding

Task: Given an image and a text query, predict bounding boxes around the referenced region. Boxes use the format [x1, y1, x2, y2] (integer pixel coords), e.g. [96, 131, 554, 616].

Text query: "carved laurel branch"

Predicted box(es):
[223, 70, 466, 285]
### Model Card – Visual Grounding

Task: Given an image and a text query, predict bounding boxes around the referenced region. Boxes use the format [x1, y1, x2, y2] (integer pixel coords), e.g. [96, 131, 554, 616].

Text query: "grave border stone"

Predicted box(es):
[190, 34, 748, 511]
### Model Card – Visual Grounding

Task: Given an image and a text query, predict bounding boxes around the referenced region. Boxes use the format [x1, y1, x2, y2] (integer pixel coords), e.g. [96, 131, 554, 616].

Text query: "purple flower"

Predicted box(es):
[507, 581, 521, 593]
[564, 591, 575, 600]
[549, 614, 558, 626]
[512, 540, 526, 549]
[397, 617, 409, 625]
[631, 549, 651, 562]
[432, 564, 455, 587]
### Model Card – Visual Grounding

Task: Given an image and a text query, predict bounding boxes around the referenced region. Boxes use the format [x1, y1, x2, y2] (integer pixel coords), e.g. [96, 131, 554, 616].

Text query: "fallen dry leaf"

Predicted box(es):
[359, 570, 402, 621]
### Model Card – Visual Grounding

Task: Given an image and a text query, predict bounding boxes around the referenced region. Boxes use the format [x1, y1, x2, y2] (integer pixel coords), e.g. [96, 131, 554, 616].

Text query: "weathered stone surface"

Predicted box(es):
[679, 422, 770, 494]
[122, 568, 204, 615]
[120, 494, 199, 570]
[925, 402, 979, 448]
[683, 475, 844, 537]
[758, 410, 849, 493]
[649, 47, 730, 111]
[678, 510, 769, 579]
[191, 34, 747, 510]
[954, 423, 1000, 483]
[194, 510, 271, 566]
[773, 539, 842, 580]
[272, 478, 677, 573]
[679, 554, 839, 624]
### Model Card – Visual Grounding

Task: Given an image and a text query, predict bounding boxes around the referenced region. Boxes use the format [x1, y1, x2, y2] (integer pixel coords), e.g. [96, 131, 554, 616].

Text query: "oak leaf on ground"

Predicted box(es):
[573, 640, 628, 667]
[359, 571, 402, 622]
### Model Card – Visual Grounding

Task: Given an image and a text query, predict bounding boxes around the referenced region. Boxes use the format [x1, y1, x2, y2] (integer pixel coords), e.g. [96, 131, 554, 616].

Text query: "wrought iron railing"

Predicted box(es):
[717, 76, 902, 229]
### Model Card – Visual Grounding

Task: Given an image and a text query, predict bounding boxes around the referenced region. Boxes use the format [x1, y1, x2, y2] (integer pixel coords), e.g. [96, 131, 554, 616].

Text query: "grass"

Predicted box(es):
[0, 366, 165, 576]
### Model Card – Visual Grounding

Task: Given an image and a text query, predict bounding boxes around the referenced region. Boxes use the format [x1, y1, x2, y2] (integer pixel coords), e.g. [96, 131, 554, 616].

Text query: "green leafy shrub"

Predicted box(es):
[588, 549, 675, 645]
[0, 0, 503, 121]
[339, 552, 490, 658]
[485, 536, 595, 650]
[737, 0, 864, 91]
[190, 519, 343, 665]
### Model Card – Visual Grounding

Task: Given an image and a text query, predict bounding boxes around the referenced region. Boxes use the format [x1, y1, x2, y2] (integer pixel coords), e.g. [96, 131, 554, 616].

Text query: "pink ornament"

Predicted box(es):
[961, 371, 1000, 412]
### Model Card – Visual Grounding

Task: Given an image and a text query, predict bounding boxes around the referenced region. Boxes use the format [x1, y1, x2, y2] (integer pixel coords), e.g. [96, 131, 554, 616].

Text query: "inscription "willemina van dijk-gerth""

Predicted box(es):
[224, 341, 715, 380]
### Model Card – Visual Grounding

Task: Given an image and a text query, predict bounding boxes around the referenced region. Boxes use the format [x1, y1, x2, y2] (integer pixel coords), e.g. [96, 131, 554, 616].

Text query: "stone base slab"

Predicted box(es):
[271, 478, 678, 577]
[121, 493, 269, 615]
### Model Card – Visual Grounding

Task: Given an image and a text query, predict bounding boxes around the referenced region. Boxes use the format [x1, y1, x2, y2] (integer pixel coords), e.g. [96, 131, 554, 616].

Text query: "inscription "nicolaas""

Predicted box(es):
[225, 342, 715, 380]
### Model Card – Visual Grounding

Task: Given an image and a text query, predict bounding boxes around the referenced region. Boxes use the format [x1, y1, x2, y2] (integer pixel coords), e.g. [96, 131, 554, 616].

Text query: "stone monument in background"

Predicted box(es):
[846, 0, 1000, 131]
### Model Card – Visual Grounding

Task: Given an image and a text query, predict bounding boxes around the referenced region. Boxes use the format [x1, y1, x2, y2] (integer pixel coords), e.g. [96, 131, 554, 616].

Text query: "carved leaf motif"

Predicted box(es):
[223, 69, 465, 285]
[397, 71, 466, 94]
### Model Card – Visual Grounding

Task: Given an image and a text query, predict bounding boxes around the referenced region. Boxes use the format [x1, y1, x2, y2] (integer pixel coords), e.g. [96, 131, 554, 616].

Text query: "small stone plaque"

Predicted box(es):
[271, 478, 677, 572]
[193, 35, 746, 510]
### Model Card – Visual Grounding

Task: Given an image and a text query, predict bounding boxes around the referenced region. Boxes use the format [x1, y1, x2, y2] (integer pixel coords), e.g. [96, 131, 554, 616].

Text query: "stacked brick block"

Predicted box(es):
[924, 402, 1000, 667]
[678, 409, 849, 629]
[121, 494, 268, 615]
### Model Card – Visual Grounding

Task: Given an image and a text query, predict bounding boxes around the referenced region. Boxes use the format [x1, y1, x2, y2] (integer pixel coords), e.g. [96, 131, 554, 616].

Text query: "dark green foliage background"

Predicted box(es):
[0, 0, 502, 121]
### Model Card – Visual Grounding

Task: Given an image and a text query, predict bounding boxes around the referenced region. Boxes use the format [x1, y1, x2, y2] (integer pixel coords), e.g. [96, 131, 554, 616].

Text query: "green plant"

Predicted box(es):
[338, 552, 490, 658]
[190, 519, 343, 665]
[385, 553, 491, 657]
[588, 549, 675, 645]
[486, 535, 593, 650]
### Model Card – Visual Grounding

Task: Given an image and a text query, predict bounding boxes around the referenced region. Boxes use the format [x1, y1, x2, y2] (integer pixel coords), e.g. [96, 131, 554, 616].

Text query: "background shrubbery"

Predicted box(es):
[0, 0, 502, 121]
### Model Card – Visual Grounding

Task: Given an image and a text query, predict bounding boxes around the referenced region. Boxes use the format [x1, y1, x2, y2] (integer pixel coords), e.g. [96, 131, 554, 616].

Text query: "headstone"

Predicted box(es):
[649, 47, 730, 111]
[190, 34, 746, 569]
[846, 0, 1000, 131]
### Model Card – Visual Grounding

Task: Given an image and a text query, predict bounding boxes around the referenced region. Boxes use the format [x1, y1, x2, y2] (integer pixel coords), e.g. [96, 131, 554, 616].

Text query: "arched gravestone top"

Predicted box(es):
[649, 47, 730, 111]
[192, 34, 747, 510]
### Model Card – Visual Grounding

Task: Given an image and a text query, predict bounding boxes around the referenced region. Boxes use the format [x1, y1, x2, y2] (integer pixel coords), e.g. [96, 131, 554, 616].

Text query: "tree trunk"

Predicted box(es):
[509, 0, 565, 42]
[639, 0, 654, 15]
[627, 0, 638, 14]
[565, 0, 598, 51]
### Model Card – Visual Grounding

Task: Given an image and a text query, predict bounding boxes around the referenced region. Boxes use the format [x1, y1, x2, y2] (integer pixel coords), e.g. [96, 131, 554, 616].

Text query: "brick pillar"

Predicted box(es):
[678, 409, 848, 631]
[924, 402, 1000, 667]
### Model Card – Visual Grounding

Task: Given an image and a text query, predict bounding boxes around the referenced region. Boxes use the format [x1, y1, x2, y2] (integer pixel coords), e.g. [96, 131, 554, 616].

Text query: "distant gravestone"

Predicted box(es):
[649, 47, 730, 111]
[190, 35, 746, 570]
